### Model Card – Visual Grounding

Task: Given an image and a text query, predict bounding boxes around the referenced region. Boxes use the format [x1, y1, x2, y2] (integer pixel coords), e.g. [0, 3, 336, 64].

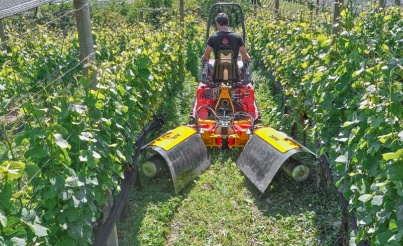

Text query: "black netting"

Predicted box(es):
[0, 0, 54, 19]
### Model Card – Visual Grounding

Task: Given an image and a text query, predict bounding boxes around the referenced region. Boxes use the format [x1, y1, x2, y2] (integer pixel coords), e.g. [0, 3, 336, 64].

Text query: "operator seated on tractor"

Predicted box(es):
[201, 12, 251, 82]
[190, 12, 258, 125]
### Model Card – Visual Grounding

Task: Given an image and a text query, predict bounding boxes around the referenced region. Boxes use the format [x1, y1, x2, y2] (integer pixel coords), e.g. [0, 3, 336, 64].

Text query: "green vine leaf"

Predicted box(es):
[371, 195, 383, 206]
[335, 155, 348, 163]
[65, 176, 84, 188]
[383, 149, 403, 161]
[358, 194, 373, 203]
[0, 209, 7, 227]
[0, 161, 25, 181]
[396, 205, 403, 221]
[25, 147, 47, 159]
[54, 134, 69, 149]
[10, 237, 26, 246]
[26, 222, 48, 237]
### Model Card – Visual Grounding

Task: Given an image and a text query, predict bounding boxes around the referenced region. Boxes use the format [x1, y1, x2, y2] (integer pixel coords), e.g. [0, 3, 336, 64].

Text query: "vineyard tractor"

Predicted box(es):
[140, 3, 316, 193]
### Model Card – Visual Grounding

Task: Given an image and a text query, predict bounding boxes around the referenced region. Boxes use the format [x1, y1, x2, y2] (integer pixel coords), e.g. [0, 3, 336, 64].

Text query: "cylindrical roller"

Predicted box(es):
[281, 158, 309, 182]
[141, 155, 167, 178]
[145, 125, 211, 193]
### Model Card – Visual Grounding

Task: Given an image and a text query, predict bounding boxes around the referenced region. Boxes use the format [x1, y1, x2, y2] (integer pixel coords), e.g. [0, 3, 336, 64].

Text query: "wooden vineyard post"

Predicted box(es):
[73, 0, 97, 89]
[274, 0, 280, 17]
[179, 0, 186, 85]
[0, 19, 7, 50]
[103, 192, 119, 246]
[180, 0, 184, 25]
[73, 1, 117, 244]
[332, 0, 344, 35]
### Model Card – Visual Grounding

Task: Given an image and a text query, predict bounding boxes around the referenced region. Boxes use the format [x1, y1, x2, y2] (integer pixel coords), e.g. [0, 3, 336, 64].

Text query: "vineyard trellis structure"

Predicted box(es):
[1, 0, 402, 245]
[0, 0, 54, 19]
[0, 0, 183, 245]
[0, 0, 116, 244]
[257, 0, 401, 34]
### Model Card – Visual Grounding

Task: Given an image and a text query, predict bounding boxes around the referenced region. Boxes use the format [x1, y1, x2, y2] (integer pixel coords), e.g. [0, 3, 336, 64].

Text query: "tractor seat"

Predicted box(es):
[213, 50, 239, 83]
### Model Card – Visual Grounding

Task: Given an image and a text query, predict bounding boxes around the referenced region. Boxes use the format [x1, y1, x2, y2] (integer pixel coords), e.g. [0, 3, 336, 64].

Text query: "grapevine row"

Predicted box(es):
[249, 5, 403, 245]
[0, 11, 204, 245]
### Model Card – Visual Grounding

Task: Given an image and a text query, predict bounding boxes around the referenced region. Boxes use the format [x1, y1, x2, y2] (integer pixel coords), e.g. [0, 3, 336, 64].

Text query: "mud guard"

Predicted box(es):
[144, 126, 211, 193]
[236, 127, 315, 193]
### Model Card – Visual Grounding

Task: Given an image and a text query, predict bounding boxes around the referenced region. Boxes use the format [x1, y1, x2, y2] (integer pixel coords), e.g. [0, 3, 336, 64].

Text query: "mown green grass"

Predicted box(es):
[117, 149, 340, 245]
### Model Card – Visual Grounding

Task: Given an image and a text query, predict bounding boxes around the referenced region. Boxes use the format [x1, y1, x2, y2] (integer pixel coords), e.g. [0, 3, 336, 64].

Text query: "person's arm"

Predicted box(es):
[202, 46, 213, 61]
[239, 46, 250, 61]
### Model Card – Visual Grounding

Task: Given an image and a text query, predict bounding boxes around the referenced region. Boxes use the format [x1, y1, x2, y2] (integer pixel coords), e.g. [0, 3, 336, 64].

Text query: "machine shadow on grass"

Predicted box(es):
[243, 163, 342, 245]
[116, 166, 196, 246]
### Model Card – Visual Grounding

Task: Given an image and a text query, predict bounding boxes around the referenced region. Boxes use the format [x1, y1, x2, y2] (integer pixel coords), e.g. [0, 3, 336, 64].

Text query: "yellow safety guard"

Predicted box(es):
[149, 126, 196, 151]
[255, 127, 301, 153]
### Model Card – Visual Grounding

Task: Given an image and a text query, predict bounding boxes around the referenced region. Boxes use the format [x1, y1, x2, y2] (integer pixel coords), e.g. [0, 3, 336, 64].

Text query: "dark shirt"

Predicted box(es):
[207, 31, 244, 59]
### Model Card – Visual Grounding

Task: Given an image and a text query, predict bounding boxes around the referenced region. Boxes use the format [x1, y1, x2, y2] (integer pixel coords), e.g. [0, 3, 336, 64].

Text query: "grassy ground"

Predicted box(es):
[117, 149, 340, 245]
[117, 69, 342, 245]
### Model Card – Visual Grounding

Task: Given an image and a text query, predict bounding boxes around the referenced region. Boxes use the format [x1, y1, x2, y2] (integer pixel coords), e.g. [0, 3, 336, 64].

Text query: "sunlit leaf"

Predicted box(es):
[91, 90, 106, 99]
[335, 155, 348, 163]
[352, 68, 364, 77]
[65, 176, 83, 187]
[93, 151, 101, 159]
[343, 121, 358, 127]
[371, 195, 383, 206]
[10, 237, 26, 246]
[27, 222, 48, 237]
[71, 104, 87, 114]
[0, 161, 25, 180]
[116, 84, 126, 96]
[358, 194, 372, 203]
[54, 134, 69, 149]
[379, 133, 394, 144]
[0, 209, 6, 227]
[383, 149, 403, 161]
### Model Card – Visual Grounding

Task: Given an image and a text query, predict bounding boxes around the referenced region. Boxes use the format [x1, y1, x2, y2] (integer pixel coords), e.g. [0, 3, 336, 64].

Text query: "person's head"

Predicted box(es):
[215, 13, 229, 26]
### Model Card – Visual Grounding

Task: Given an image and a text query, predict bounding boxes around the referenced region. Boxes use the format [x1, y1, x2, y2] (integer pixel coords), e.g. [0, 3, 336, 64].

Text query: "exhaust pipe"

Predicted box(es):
[281, 158, 309, 182]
